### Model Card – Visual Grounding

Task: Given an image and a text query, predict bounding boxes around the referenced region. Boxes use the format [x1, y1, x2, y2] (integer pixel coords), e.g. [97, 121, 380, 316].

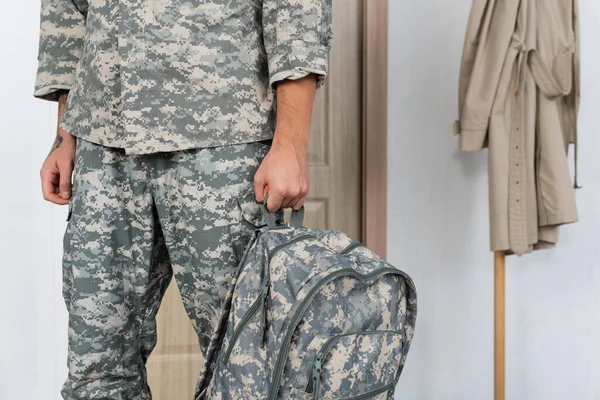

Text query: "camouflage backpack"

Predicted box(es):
[201, 205, 417, 400]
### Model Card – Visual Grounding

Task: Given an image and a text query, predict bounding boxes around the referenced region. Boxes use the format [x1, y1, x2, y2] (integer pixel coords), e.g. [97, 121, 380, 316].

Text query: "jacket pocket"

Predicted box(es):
[300, 331, 404, 400]
[551, 49, 574, 96]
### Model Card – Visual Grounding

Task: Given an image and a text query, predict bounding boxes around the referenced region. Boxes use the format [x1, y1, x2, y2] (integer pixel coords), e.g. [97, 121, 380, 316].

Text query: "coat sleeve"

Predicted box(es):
[456, 0, 520, 151]
[570, 0, 580, 144]
[33, 0, 87, 102]
[262, 0, 332, 88]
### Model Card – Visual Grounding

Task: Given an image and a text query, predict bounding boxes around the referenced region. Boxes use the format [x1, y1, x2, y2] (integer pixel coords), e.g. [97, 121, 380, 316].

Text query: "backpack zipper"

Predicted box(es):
[340, 241, 363, 255]
[268, 234, 316, 262]
[222, 234, 316, 363]
[261, 233, 316, 343]
[306, 329, 404, 393]
[222, 292, 264, 363]
[266, 266, 411, 400]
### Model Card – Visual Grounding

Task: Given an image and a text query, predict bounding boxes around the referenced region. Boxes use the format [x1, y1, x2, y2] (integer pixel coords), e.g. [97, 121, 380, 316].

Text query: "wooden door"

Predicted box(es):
[146, 1, 363, 397]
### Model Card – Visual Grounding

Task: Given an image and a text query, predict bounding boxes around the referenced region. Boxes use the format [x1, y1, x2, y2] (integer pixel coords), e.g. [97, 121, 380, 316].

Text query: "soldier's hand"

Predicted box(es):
[40, 132, 76, 205]
[254, 137, 309, 213]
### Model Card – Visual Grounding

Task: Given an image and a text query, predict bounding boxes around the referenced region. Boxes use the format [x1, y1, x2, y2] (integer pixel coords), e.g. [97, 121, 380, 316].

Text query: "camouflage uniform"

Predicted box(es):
[34, 0, 332, 398]
[62, 138, 280, 399]
[34, 0, 332, 154]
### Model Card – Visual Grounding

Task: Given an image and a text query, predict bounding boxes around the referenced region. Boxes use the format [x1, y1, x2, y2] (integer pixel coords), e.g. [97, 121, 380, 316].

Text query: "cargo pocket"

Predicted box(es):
[62, 200, 75, 310]
[300, 331, 404, 400]
[237, 189, 265, 229]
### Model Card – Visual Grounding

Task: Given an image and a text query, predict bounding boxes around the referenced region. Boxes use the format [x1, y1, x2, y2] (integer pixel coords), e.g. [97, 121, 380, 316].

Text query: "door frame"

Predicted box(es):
[362, 0, 388, 258]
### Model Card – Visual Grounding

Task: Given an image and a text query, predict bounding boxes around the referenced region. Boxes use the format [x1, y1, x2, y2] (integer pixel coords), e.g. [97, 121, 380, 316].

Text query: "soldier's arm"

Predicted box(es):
[272, 76, 317, 154]
[254, 0, 333, 212]
[35, 1, 84, 204]
[254, 75, 317, 212]
[53, 90, 76, 152]
[40, 88, 77, 205]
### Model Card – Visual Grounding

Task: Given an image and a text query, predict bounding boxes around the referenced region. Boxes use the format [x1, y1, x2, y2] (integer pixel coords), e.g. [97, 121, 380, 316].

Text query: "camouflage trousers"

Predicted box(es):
[61, 138, 272, 399]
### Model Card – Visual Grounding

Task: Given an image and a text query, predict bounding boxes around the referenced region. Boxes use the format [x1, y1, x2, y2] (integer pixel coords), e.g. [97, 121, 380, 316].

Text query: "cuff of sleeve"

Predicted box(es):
[268, 43, 329, 88]
[33, 60, 78, 101]
[458, 129, 487, 151]
[33, 83, 72, 102]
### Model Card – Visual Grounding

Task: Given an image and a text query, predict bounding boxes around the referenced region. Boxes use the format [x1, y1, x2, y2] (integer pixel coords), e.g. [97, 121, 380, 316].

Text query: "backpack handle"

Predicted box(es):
[262, 193, 305, 228]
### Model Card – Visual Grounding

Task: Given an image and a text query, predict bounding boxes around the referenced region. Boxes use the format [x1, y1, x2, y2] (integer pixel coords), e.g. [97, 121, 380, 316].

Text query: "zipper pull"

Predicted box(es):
[260, 282, 269, 345]
[312, 355, 323, 397]
[312, 354, 322, 377]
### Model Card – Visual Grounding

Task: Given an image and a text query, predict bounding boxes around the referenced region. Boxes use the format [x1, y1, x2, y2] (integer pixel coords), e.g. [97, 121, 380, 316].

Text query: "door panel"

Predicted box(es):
[147, 1, 362, 397]
[302, 0, 362, 238]
[147, 284, 203, 400]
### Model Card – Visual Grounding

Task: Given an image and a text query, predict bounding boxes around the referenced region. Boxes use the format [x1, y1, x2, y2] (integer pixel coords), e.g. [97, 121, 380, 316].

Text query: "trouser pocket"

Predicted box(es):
[297, 331, 404, 400]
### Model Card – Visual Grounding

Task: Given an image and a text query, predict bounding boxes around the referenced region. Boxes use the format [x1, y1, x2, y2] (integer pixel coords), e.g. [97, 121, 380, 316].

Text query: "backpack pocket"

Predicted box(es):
[296, 330, 404, 400]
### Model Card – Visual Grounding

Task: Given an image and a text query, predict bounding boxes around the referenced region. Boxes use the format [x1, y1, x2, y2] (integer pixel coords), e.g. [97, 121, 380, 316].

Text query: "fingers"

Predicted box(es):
[265, 181, 309, 212]
[254, 161, 284, 212]
[254, 148, 309, 213]
[254, 167, 267, 203]
[40, 163, 69, 205]
[58, 161, 74, 200]
[280, 186, 304, 210]
[265, 189, 284, 213]
[290, 193, 308, 211]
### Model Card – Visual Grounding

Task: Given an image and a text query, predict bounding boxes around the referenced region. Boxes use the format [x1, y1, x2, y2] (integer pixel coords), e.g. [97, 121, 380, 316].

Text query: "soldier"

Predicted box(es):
[34, 0, 332, 398]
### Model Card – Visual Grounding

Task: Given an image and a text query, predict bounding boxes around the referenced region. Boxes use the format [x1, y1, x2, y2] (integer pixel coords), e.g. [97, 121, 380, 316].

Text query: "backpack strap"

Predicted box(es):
[262, 193, 305, 228]
[289, 206, 305, 228]
[262, 193, 279, 229]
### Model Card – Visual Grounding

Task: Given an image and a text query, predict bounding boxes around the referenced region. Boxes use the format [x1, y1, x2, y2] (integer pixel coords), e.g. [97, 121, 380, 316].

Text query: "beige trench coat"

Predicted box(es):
[455, 0, 580, 255]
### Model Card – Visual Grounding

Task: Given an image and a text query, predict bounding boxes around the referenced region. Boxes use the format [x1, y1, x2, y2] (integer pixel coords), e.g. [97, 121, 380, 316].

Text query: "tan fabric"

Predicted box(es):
[456, 0, 580, 255]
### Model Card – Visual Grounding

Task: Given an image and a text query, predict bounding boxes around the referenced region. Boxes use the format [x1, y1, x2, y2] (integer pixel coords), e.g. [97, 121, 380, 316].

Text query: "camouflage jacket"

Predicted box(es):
[33, 0, 332, 154]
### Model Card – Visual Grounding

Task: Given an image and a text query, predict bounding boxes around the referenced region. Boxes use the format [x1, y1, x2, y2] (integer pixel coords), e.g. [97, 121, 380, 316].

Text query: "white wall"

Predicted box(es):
[388, 1, 600, 399]
[0, 3, 69, 400]
[3, 1, 600, 399]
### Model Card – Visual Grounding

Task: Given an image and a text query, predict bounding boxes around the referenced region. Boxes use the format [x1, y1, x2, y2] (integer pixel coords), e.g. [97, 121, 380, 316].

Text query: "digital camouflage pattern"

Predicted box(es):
[201, 225, 417, 399]
[61, 137, 278, 399]
[34, 0, 332, 155]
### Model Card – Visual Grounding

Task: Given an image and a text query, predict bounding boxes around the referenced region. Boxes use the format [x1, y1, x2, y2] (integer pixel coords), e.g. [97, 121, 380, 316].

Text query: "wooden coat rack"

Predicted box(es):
[494, 251, 506, 400]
